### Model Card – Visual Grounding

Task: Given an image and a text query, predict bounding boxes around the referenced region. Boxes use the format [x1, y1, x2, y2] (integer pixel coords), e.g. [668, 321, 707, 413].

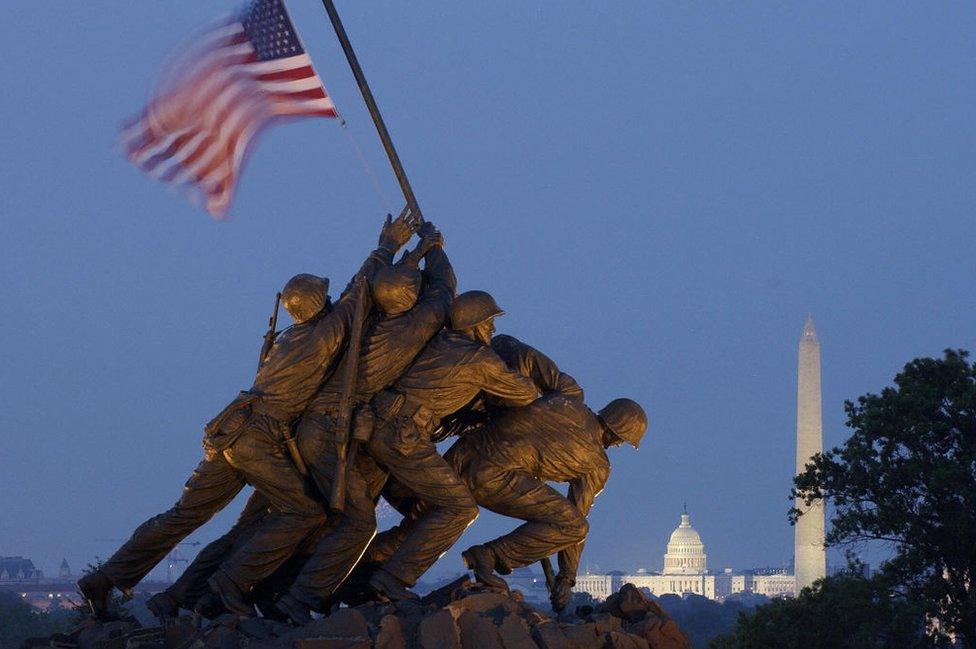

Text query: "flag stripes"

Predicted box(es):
[121, 0, 337, 217]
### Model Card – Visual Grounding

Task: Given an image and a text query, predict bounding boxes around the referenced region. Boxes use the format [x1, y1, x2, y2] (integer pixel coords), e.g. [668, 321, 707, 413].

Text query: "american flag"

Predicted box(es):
[121, 0, 338, 217]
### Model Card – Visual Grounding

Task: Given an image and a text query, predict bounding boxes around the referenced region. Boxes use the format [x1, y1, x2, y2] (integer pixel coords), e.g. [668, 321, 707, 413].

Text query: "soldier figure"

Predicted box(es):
[271, 221, 455, 621]
[455, 394, 646, 611]
[77, 214, 417, 619]
[365, 336, 646, 613]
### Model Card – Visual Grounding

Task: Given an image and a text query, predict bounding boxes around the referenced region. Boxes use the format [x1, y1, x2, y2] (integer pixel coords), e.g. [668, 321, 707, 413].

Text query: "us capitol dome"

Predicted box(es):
[662, 510, 707, 575]
[573, 509, 796, 601]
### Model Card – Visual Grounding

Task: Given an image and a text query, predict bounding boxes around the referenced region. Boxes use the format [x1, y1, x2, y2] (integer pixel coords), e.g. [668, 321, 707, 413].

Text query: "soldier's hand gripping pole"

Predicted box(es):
[330, 273, 368, 514]
[257, 292, 282, 372]
[541, 557, 568, 614]
[541, 556, 556, 594]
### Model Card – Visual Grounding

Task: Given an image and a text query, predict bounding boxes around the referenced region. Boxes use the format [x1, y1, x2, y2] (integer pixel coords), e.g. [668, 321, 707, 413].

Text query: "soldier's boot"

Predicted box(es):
[207, 571, 255, 617]
[77, 569, 116, 621]
[273, 593, 312, 626]
[145, 591, 180, 619]
[368, 568, 419, 602]
[334, 560, 383, 607]
[254, 593, 289, 623]
[462, 545, 510, 591]
[193, 591, 229, 619]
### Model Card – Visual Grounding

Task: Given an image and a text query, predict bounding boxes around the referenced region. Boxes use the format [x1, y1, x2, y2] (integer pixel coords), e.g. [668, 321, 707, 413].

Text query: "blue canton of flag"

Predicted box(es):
[242, 0, 305, 61]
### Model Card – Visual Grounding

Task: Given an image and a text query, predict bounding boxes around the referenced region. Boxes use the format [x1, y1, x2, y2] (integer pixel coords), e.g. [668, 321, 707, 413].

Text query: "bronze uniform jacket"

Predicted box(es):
[204, 247, 392, 453]
[491, 334, 584, 402]
[393, 330, 540, 423]
[308, 246, 456, 414]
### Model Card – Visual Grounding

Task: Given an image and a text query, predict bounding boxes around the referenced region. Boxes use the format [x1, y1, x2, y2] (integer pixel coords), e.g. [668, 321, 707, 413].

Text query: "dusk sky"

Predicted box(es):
[2, 2, 975, 582]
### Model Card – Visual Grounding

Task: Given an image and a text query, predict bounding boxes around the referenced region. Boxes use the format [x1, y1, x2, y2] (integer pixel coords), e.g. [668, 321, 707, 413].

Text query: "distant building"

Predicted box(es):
[0, 554, 170, 612]
[731, 568, 797, 598]
[572, 511, 796, 602]
[751, 572, 796, 598]
[606, 511, 724, 599]
[575, 573, 613, 600]
[828, 561, 870, 579]
[0, 557, 43, 582]
[0, 556, 72, 611]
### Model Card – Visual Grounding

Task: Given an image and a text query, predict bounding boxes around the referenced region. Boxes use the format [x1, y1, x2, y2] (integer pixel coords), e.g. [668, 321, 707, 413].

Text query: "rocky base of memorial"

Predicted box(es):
[22, 580, 691, 649]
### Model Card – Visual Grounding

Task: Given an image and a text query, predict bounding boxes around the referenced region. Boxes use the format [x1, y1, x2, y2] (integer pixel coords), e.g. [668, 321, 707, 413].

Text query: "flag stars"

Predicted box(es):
[241, 0, 304, 61]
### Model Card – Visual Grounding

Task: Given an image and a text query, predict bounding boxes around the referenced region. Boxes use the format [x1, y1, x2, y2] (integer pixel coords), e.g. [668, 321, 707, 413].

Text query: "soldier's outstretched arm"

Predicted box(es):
[415, 222, 455, 297]
[491, 335, 584, 401]
[399, 224, 457, 341]
[478, 348, 541, 408]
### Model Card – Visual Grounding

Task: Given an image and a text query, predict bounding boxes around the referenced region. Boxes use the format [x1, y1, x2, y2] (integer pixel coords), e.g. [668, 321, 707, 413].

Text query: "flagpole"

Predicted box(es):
[319, 0, 423, 221]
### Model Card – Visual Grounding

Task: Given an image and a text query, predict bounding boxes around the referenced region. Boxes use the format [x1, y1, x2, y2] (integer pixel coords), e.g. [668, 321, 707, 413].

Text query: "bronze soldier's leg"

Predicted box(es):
[358, 480, 422, 566]
[249, 518, 328, 611]
[470, 465, 588, 573]
[325, 461, 401, 607]
[254, 448, 387, 606]
[366, 421, 479, 586]
[283, 414, 380, 611]
[215, 420, 326, 593]
[100, 455, 247, 590]
[163, 491, 271, 609]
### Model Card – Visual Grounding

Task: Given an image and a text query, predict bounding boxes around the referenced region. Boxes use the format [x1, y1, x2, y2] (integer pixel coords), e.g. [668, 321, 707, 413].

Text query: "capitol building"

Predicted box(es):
[573, 510, 795, 602]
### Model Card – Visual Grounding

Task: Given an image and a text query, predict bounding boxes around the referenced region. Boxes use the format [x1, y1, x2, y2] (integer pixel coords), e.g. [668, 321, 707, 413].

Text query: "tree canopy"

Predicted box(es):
[708, 572, 940, 649]
[792, 349, 976, 646]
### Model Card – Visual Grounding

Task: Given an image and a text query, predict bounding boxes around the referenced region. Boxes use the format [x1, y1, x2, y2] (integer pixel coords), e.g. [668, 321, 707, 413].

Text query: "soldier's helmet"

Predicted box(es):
[282, 273, 330, 324]
[372, 265, 422, 316]
[450, 290, 505, 331]
[598, 399, 647, 448]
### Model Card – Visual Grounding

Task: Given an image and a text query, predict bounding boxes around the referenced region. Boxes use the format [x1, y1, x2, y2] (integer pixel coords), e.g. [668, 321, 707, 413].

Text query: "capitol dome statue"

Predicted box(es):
[662, 509, 707, 575]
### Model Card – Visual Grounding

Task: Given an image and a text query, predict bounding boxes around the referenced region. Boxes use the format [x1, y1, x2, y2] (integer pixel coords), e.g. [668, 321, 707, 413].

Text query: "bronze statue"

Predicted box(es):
[77, 213, 417, 620]
[145, 220, 455, 622]
[272, 221, 456, 621]
[362, 336, 647, 613]
[338, 291, 541, 604]
[79, 217, 648, 625]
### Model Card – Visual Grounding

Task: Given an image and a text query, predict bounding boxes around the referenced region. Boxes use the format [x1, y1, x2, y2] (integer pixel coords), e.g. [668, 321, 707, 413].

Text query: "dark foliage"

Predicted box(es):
[791, 349, 976, 645]
[651, 592, 761, 648]
[0, 592, 74, 649]
[708, 572, 941, 649]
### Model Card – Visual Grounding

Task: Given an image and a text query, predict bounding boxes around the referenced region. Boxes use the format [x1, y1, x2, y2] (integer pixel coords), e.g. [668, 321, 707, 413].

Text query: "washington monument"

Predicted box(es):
[795, 315, 826, 592]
